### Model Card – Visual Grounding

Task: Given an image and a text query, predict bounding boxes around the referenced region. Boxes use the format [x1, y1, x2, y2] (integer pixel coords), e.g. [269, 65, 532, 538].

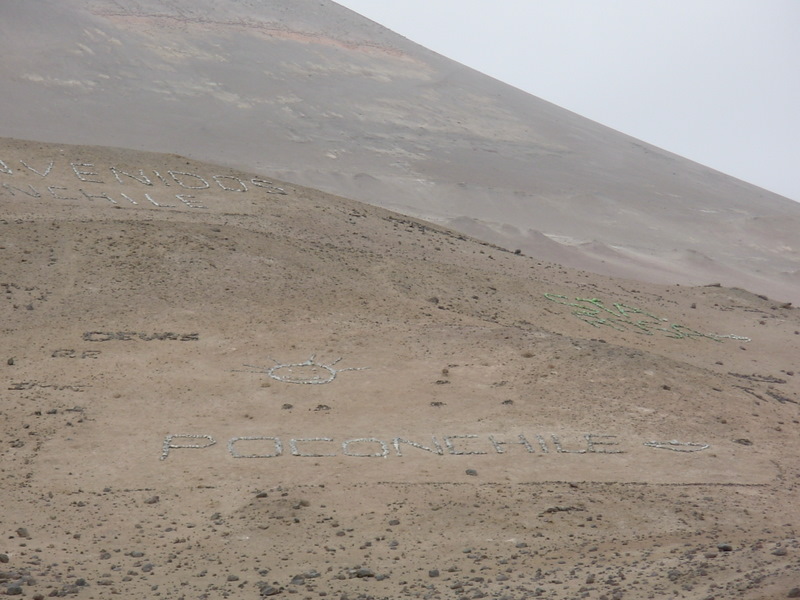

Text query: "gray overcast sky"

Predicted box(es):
[335, 1, 800, 202]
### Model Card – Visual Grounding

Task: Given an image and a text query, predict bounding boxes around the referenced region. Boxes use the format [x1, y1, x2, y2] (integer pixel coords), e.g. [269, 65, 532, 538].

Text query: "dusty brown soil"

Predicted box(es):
[2, 137, 799, 599]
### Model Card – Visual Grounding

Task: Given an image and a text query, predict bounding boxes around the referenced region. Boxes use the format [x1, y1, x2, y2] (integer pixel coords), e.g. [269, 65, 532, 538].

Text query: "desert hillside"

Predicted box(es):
[2, 0, 799, 303]
[2, 137, 799, 599]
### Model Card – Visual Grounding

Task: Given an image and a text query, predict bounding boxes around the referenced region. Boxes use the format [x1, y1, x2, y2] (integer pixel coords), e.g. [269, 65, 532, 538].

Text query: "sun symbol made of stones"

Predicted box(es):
[237, 355, 367, 385]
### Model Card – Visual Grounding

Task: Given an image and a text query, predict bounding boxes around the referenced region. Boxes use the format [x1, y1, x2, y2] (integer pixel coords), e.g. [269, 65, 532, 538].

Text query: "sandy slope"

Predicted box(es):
[1, 0, 799, 305]
[2, 138, 799, 599]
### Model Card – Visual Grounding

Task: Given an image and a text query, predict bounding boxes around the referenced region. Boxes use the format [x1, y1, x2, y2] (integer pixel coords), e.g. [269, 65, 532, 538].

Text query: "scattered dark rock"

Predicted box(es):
[716, 543, 733, 552]
[787, 587, 800, 598]
[7, 358, 13, 366]
[144, 495, 160, 504]
[734, 439, 753, 446]
[388, 519, 400, 526]
[428, 569, 439, 578]
[465, 469, 478, 476]
[772, 547, 788, 556]
[0, 554, 8, 563]
[257, 582, 281, 596]
[354, 568, 375, 578]
[15, 528, 29, 539]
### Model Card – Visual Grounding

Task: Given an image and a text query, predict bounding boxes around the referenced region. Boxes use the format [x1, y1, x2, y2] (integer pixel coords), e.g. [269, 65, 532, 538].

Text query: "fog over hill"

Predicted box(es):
[1, 0, 799, 302]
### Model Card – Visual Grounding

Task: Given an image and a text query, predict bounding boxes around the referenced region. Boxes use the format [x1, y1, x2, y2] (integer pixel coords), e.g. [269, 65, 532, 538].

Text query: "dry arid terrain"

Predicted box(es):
[2, 137, 799, 599]
[2, 0, 799, 304]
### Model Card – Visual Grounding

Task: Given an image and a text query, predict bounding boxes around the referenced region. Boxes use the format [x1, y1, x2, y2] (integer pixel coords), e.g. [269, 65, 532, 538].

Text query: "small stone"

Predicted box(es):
[355, 568, 375, 578]
[257, 582, 281, 596]
[465, 469, 478, 476]
[388, 519, 400, 526]
[15, 527, 30, 539]
[144, 495, 160, 504]
[0, 553, 8, 563]
[7, 357, 14, 365]
[787, 587, 800, 598]
[772, 547, 788, 556]
[428, 569, 439, 578]
[227, 574, 239, 582]
[6, 586, 23, 596]
[717, 543, 733, 552]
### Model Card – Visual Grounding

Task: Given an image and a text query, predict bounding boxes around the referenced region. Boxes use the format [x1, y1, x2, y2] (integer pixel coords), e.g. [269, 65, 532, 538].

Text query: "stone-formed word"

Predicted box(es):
[51, 349, 101, 359]
[9, 381, 87, 392]
[161, 433, 636, 461]
[0, 157, 288, 210]
[83, 331, 199, 342]
[544, 294, 750, 342]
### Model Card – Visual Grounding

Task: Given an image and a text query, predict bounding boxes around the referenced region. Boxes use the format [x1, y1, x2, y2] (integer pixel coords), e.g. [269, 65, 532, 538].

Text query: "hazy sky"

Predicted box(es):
[335, 1, 800, 202]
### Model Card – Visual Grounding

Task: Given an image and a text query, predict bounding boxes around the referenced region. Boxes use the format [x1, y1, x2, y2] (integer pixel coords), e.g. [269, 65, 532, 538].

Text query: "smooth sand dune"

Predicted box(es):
[2, 138, 799, 599]
[1, 0, 799, 303]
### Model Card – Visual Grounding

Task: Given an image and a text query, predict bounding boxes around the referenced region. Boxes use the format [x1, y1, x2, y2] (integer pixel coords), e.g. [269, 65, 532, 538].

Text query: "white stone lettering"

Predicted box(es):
[392, 437, 444, 456]
[160, 434, 216, 461]
[71, 163, 104, 183]
[489, 434, 536, 454]
[110, 167, 153, 186]
[168, 171, 210, 189]
[213, 175, 247, 192]
[250, 178, 287, 194]
[551, 435, 586, 454]
[2, 183, 41, 197]
[290, 438, 336, 457]
[342, 438, 389, 458]
[229, 436, 283, 458]
[585, 434, 623, 454]
[48, 186, 77, 200]
[20, 159, 53, 177]
[0, 159, 11, 174]
[152, 170, 170, 186]
[176, 194, 205, 209]
[79, 189, 116, 204]
[444, 435, 487, 455]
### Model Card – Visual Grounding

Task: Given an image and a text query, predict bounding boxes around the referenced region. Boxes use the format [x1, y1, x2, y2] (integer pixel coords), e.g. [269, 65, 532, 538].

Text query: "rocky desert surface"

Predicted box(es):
[2, 137, 799, 599]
